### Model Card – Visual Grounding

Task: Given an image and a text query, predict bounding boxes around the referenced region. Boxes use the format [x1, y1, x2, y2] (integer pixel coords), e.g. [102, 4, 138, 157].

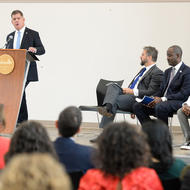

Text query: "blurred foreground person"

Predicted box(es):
[142, 119, 186, 190]
[0, 104, 10, 169]
[79, 122, 163, 190]
[180, 166, 190, 190]
[54, 106, 95, 190]
[54, 106, 94, 173]
[5, 121, 57, 164]
[0, 153, 71, 190]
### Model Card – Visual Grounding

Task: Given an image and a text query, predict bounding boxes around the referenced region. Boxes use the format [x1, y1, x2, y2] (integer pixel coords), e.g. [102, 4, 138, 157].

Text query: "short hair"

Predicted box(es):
[169, 45, 183, 59]
[5, 121, 57, 164]
[142, 119, 173, 172]
[143, 46, 158, 62]
[11, 10, 23, 17]
[57, 106, 82, 137]
[0, 153, 71, 190]
[94, 122, 151, 178]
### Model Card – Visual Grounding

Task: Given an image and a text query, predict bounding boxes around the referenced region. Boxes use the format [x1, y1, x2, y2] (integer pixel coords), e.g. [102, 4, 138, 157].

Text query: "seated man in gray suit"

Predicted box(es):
[97, 46, 163, 130]
[177, 96, 190, 150]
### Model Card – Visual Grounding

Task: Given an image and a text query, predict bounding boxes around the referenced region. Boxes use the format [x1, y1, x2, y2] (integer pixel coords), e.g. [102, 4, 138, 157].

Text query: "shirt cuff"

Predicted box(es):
[133, 89, 139, 96]
[182, 102, 190, 106]
[161, 97, 167, 102]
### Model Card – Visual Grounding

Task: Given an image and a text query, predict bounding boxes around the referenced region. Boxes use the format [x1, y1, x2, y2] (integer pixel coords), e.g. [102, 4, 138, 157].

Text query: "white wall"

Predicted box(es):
[1, 3, 190, 124]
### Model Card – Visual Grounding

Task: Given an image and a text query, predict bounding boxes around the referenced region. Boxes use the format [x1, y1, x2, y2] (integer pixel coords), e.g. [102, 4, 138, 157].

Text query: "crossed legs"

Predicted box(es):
[99, 84, 136, 128]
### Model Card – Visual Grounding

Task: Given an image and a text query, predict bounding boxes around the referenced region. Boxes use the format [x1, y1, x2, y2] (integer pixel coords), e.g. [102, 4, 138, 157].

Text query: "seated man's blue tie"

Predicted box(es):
[130, 67, 146, 89]
[16, 31, 21, 49]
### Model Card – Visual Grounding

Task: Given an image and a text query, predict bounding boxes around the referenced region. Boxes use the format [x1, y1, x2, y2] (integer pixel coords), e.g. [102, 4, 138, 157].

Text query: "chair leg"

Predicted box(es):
[123, 114, 126, 121]
[168, 117, 173, 137]
[136, 118, 139, 126]
[114, 115, 117, 122]
[96, 112, 100, 125]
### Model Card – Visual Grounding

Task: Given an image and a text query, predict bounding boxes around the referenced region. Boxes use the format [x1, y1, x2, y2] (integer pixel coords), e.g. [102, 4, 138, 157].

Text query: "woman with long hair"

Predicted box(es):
[79, 122, 163, 190]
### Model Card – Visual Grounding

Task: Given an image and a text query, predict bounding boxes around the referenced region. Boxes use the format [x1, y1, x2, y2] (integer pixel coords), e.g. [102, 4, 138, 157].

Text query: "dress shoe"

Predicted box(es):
[180, 142, 190, 150]
[90, 137, 98, 143]
[98, 106, 113, 117]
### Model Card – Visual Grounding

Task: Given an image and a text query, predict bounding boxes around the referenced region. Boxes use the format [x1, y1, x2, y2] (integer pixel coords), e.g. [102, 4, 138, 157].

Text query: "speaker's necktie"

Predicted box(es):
[15, 31, 21, 49]
[130, 67, 146, 89]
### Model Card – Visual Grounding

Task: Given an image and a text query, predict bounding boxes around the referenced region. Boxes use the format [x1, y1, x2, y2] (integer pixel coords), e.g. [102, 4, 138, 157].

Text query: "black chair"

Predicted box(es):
[79, 79, 132, 124]
[68, 171, 84, 190]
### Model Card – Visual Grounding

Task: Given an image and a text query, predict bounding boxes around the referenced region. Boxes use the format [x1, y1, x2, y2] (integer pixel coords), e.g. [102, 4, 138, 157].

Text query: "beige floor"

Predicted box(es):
[39, 120, 190, 161]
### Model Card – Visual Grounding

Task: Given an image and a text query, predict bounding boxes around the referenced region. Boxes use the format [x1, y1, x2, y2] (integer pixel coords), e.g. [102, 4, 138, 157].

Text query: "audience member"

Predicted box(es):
[97, 46, 163, 129]
[5, 121, 57, 164]
[133, 45, 190, 125]
[177, 96, 190, 150]
[54, 106, 94, 174]
[0, 104, 10, 169]
[79, 122, 163, 190]
[142, 119, 186, 190]
[180, 166, 190, 190]
[0, 153, 71, 190]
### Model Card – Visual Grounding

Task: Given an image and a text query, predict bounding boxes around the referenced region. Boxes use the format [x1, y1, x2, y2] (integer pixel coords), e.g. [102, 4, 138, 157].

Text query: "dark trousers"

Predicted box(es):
[103, 84, 136, 113]
[99, 84, 136, 128]
[133, 100, 183, 125]
[17, 81, 29, 123]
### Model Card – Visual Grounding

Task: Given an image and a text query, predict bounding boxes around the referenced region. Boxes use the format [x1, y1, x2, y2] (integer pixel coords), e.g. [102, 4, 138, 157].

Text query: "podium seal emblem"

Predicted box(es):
[0, 54, 14, 74]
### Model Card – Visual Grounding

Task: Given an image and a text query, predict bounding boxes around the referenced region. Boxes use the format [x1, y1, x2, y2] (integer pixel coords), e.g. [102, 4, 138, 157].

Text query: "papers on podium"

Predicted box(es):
[136, 96, 154, 105]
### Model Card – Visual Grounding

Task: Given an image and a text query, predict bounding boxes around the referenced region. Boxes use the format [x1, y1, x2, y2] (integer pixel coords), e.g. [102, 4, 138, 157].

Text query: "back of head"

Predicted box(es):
[142, 119, 173, 170]
[0, 153, 71, 190]
[95, 122, 151, 179]
[58, 106, 82, 137]
[5, 121, 57, 164]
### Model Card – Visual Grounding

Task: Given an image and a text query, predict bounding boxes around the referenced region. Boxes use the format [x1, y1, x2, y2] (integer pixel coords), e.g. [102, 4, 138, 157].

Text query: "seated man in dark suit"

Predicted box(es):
[133, 45, 190, 125]
[98, 46, 163, 128]
[54, 106, 94, 173]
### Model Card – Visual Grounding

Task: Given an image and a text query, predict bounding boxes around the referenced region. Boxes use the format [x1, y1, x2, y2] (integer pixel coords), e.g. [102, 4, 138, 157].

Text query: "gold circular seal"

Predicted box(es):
[0, 54, 14, 74]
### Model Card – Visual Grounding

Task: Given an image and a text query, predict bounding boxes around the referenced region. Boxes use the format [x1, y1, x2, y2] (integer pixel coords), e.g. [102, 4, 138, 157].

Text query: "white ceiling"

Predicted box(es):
[0, 0, 190, 2]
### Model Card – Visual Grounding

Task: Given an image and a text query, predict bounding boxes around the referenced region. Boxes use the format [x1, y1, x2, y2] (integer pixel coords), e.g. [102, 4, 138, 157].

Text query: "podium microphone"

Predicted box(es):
[1, 35, 13, 49]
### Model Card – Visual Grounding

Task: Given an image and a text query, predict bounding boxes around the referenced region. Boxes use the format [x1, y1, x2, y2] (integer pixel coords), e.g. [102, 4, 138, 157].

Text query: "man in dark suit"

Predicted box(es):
[54, 106, 94, 173]
[97, 46, 163, 129]
[6, 10, 45, 124]
[133, 45, 190, 125]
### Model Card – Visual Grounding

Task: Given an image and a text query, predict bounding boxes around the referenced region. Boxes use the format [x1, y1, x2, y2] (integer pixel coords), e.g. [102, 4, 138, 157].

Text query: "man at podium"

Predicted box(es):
[6, 10, 45, 124]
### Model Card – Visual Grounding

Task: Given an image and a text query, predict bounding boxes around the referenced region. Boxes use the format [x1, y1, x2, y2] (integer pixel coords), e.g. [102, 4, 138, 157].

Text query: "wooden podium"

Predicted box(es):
[0, 49, 36, 134]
